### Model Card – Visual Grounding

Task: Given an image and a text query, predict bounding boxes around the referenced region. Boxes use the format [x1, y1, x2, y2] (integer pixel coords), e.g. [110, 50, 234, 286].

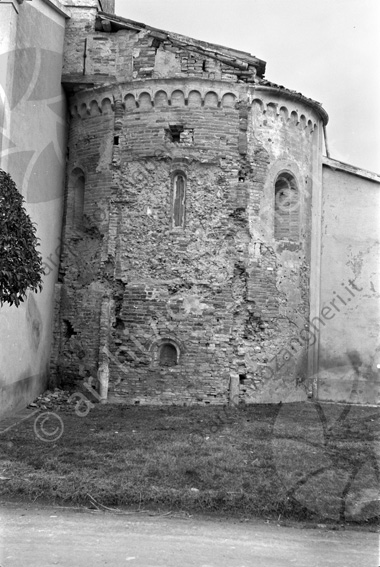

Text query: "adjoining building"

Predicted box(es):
[0, 0, 69, 416]
[1, 0, 379, 414]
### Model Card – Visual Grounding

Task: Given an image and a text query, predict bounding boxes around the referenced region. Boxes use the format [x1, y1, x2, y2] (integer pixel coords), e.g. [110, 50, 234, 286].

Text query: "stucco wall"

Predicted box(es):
[317, 163, 380, 403]
[0, 0, 68, 416]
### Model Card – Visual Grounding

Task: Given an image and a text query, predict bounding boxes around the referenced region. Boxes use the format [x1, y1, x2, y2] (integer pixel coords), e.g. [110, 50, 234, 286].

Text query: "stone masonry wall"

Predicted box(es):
[62, 18, 263, 85]
[241, 95, 318, 402]
[52, 69, 322, 403]
[50, 97, 114, 385]
[54, 11, 324, 403]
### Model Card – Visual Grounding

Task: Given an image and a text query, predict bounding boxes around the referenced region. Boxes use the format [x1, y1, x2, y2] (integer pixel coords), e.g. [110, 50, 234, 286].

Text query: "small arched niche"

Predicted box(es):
[138, 92, 153, 110]
[89, 100, 101, 116]
[204, 91, 218, 107]
[266, 102, 277, 120]
[171, 90, 185, 107]
[188, 90, 202, 107]
[101, 98, 112, 115]
[150, 337, 183, 368]
[154, 90, 168, 107]
[124, 94, 137, 111]
[252, 99, 264, 116]
[159, 343, 178, 367]
[222, 93, 236, 108]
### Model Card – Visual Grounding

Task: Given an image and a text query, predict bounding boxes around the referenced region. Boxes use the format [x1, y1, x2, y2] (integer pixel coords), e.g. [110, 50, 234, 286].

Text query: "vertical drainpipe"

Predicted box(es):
[308, 119, 324, 399]
[83, 38, 87, 75]
[323, 124, 330, 158]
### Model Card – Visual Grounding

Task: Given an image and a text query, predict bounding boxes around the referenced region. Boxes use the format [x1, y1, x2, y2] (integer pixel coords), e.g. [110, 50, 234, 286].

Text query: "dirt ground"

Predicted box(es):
[0, 502, 379, 567]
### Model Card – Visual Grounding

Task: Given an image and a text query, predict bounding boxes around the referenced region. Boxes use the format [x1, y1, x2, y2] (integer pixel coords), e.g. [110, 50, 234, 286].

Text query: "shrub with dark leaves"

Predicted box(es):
[0, 169, 44, 306]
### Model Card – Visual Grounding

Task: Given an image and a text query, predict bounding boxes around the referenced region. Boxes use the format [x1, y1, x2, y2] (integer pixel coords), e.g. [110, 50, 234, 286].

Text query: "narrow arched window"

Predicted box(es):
[159, 343, 178, 366]
[172, 173, 186, 228]
[274, 172, 299, 240]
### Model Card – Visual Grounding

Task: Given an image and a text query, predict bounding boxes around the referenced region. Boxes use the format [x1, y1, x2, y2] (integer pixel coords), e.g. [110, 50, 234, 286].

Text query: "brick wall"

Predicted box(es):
[55, 18, 323, 404]
[62, 21, 260, 85]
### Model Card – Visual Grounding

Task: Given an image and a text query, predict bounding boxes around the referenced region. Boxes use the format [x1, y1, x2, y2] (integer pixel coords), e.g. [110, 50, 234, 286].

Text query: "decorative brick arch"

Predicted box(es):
[262, 159, 305, 242]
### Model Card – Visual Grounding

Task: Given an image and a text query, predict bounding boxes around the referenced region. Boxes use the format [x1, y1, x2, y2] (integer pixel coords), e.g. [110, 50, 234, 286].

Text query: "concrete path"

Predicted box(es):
[0, 503, 378, 567]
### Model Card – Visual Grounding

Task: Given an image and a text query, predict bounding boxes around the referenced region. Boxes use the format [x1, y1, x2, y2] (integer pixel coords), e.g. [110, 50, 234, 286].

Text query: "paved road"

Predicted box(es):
[0, 503, 378, 566]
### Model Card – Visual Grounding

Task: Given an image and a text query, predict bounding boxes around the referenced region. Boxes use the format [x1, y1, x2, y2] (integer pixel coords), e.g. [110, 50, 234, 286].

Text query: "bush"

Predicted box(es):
[0, 169, 44, 306]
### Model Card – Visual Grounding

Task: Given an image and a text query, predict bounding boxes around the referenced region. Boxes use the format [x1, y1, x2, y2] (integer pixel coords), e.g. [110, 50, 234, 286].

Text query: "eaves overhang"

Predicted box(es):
[42, 0, 71, 18]
[255, 84, 329, 126]
[323, 157, 380, 183]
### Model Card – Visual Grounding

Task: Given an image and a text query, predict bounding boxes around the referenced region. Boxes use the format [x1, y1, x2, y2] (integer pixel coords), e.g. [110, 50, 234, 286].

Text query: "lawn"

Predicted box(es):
[0, 400, 378, 525]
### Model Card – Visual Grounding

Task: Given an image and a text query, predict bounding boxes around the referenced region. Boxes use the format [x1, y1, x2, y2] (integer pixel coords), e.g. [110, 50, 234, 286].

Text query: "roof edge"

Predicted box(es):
[98, 11, 266, 76]
[42, 0, 71, 18]
[322, 156, 380, 183]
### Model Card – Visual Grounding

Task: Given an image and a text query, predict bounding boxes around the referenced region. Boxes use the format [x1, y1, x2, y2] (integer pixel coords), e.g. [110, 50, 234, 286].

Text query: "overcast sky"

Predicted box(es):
[114, 0, 379, 174]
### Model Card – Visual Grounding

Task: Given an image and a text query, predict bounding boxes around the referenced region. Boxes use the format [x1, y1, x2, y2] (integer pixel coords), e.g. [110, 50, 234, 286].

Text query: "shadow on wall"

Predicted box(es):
[1, 46, 66, 202]
[317, 349, 380, 404]
[0, 370, 49, 418]
[26, 293, 43, 352]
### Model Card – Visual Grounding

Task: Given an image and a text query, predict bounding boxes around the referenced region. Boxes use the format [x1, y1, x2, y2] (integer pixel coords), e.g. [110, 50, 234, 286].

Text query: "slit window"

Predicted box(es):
[172, 173, 186, 228]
